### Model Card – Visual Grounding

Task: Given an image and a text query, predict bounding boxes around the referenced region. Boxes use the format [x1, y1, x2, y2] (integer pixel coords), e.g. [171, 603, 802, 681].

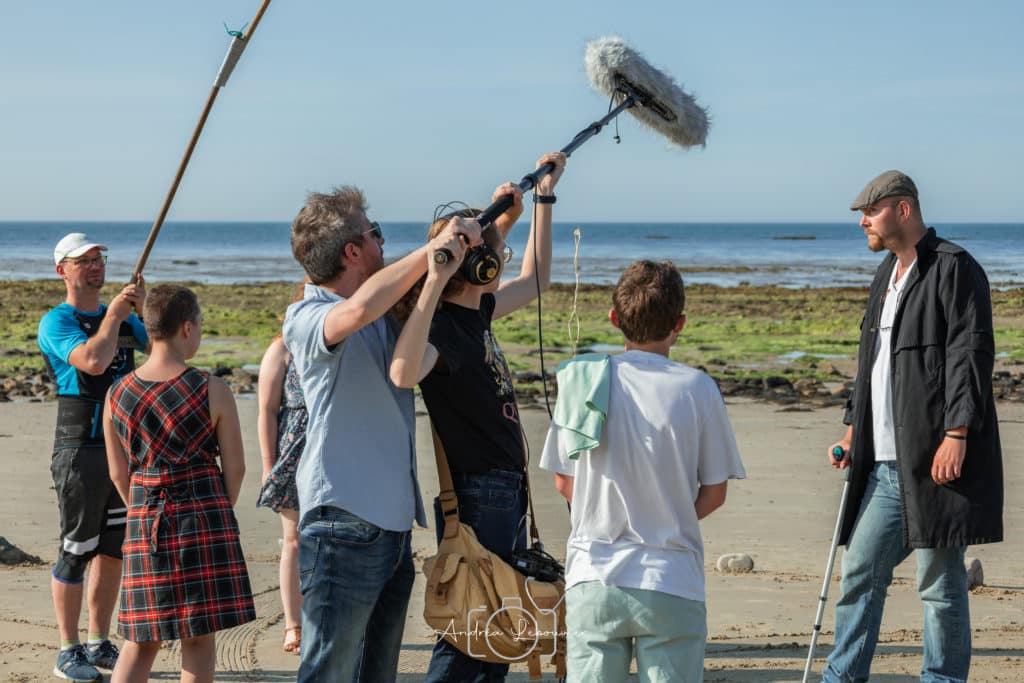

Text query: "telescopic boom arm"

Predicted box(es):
[434, 81, 644, 265]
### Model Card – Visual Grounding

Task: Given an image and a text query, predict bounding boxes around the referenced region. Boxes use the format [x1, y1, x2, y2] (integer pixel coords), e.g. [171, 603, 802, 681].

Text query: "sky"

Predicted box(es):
[1, 1, 1021, 223]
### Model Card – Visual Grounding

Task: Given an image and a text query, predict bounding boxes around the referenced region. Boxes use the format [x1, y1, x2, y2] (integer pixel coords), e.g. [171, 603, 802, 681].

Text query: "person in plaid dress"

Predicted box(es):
[102, 285, 254, 683]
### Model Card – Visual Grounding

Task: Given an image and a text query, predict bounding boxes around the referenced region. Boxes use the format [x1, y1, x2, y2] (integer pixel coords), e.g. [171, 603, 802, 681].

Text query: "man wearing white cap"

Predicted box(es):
[38, 233, 148, 682]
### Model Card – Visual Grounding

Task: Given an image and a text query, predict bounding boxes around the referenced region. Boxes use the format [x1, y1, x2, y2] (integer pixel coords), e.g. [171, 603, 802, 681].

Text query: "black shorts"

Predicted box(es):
[50, 446, 126, 581]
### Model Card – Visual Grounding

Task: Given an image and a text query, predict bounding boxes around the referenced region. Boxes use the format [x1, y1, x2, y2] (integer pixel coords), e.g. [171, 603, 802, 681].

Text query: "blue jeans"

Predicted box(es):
[297, 506, 414, 683]
[425, 469, 528, 683]
[824, 462, 970, 683]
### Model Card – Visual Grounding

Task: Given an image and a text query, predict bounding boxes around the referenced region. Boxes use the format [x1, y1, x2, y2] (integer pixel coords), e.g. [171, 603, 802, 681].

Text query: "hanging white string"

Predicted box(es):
[567, 227, 582, 357]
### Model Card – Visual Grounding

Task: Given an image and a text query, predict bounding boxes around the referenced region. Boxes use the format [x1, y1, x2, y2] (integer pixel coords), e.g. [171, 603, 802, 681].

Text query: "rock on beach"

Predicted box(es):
[716, 553, 755, 573]
[966, 557, 984, 590]
[0, 536, 43, 566]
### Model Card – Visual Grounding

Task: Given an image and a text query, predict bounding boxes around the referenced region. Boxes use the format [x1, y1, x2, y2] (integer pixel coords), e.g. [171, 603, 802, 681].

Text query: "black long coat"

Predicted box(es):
[841, 228, 1003, 548]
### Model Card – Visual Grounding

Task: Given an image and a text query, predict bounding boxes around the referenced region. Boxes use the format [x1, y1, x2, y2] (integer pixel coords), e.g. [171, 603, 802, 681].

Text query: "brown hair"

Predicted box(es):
[290, 186, 368, 284]
[143, 284, 201, 341]
[611, 260, 685, 343]
[391, 209, 502, 323]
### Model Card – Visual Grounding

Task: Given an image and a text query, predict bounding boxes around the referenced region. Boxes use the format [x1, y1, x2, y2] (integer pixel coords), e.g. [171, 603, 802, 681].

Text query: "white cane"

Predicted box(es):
[802, 446, 851, 683]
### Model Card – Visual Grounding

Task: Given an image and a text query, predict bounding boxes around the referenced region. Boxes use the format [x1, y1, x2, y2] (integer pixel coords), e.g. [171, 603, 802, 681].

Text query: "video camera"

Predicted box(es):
[511, 542, 565, 584]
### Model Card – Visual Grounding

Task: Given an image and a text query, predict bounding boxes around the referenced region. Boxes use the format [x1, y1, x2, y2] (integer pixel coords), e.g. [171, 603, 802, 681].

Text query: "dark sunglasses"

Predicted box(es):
[363, 221, 383, 240]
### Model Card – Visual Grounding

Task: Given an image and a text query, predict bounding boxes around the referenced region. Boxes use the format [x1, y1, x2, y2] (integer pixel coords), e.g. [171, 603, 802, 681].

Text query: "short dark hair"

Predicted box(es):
[143, 284, 200, 341]
[291, 185, 368, 284]
[611, 260, 685, 343]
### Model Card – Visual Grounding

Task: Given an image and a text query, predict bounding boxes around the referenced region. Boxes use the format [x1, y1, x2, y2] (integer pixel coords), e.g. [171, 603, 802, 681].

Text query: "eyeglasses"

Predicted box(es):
[501, 245, 513, 264]
[363, 221, 383, 240]
[64, 254, 107, 267]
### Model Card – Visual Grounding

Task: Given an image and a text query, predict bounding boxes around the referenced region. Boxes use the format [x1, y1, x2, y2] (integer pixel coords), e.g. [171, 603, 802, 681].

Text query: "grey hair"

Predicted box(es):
[290, 185, 368, 284]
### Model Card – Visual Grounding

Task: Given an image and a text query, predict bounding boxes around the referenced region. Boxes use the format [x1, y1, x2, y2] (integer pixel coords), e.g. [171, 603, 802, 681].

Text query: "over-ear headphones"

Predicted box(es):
[434, 206, 502, 286]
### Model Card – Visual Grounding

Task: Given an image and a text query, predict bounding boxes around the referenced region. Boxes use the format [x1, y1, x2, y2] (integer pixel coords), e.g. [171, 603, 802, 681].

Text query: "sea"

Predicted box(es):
[2, 221, 1021, 288]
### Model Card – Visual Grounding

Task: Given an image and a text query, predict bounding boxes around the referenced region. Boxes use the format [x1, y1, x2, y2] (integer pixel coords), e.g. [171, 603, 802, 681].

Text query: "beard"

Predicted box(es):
[865, 232, 886, 253]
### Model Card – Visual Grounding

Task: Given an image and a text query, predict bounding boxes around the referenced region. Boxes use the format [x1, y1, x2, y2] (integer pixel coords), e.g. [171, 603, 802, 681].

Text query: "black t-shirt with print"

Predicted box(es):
[420, 293, 524, 475]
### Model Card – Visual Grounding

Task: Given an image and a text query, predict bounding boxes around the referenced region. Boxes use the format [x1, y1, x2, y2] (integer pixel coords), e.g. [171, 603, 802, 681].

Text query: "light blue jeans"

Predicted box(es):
[823, 461, 970, 683]
[566, 581, 707, 683]
[297, 506, 414, 683]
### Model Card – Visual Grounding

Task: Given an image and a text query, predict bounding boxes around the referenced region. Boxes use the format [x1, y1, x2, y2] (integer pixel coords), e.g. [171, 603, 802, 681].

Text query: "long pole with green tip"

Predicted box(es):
[132, 0, 274, 282]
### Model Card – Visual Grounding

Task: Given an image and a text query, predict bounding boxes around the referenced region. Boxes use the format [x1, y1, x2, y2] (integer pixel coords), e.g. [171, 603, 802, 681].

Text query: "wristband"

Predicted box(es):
[533, 194, 556, 204]
[944, 432, 967, 441]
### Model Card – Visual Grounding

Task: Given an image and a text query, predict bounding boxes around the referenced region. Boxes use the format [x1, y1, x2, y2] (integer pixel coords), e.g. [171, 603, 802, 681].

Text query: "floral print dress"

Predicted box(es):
[257, 361, 307, 512]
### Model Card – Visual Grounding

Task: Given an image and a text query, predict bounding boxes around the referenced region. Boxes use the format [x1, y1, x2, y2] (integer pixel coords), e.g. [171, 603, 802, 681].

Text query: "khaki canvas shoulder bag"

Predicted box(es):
[422, 423, 567, 681]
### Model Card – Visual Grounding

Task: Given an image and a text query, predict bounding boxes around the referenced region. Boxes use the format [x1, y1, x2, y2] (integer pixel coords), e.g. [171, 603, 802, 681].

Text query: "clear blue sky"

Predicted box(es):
[2, 1, 1021, 223]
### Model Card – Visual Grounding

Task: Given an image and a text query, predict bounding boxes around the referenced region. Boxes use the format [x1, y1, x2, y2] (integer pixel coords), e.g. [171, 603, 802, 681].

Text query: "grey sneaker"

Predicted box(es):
[85, 639, 119, 670]
[53, 644, 101, 682]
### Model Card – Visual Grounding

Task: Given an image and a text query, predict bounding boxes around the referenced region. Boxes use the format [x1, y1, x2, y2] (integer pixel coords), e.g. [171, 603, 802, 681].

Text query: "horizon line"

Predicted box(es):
[1, 219, 1021, 226]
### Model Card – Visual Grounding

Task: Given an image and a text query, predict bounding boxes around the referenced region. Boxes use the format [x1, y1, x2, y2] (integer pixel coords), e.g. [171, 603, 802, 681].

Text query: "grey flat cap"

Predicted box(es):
[850, 170, 918, 210]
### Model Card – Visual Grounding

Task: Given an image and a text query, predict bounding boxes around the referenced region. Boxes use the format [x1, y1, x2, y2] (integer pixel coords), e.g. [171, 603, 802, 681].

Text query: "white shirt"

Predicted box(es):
[539, 350, 746, 602]
[870, 259, 916, 462]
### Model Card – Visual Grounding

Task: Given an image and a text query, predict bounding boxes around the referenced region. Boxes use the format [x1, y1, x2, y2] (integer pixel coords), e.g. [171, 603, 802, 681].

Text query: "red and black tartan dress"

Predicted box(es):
[108, 367, 255, 642]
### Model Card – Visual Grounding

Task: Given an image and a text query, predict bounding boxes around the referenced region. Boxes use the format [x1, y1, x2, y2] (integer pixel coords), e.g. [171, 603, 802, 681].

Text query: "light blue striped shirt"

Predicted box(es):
[283, 284, 426, 531]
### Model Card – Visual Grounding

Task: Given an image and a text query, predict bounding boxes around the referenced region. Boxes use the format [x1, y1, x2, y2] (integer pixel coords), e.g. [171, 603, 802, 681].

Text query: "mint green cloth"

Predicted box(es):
[553, 353, 611, 459]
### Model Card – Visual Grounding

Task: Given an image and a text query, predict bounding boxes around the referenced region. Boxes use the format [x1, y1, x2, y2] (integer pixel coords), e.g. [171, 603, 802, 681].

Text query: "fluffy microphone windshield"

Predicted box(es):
[585, 36, 709, 148]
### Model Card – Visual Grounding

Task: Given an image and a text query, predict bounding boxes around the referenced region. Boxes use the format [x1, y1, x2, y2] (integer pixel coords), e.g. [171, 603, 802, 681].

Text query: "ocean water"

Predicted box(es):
[2, 221, 1021, 288]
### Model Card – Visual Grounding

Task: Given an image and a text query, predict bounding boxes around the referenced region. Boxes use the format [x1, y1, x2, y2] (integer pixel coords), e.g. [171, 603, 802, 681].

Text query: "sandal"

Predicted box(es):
[283, 626, 301, 654]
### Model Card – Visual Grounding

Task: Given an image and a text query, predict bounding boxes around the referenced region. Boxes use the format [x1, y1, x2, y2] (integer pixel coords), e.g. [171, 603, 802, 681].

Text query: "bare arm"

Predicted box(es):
[323, 224, 482, 347]
[388, 278, 443, 388]
[554, 473, 574, 504]
[492, 182, 524, 238]
[103, 392, 131, 506]
[390, 221, 471, 388]
[695, 480, 728, 520]
[210, 375, 245, 506]
[494, 152, 566, 319]
[67, 281, 145, 374]
[256, 338, 288, 484]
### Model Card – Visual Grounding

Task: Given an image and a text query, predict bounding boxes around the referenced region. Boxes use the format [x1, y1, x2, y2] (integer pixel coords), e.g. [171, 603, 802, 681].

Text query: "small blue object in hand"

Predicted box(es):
[832, 446, 845, 460]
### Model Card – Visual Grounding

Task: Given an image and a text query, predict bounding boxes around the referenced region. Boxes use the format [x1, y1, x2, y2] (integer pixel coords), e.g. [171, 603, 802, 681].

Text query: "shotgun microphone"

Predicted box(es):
[585, 35, 709, 149]
[434, 36, 711, 266]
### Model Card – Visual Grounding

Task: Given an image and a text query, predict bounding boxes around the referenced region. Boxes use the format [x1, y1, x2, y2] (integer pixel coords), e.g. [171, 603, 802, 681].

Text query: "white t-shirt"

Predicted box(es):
[870, 260, 916, 462]
[539, 350, 746, 603]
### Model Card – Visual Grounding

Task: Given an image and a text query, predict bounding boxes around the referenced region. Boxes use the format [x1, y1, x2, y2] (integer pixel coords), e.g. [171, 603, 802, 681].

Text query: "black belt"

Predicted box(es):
[53, 396, 104, 448]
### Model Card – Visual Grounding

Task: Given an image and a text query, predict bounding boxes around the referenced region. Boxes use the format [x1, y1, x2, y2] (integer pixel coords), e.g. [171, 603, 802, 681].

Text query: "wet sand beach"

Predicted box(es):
[1, 397, 1021, 681]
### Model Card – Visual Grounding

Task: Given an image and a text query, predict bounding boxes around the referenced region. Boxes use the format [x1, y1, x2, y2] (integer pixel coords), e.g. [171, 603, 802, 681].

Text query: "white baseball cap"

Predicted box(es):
[54, 233, 108, 265]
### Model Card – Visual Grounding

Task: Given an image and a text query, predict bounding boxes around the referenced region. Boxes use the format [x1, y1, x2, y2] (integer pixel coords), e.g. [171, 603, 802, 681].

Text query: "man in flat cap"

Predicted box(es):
[822, 171, 1003, 682]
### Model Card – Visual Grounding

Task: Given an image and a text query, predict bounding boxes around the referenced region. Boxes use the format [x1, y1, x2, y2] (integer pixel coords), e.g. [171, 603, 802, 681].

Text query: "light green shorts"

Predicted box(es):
[566, 581, 707, 683]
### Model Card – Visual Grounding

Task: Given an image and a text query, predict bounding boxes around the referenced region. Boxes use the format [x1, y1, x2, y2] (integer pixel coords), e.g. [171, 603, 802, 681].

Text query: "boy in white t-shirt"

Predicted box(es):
[540, 260, 746, 683]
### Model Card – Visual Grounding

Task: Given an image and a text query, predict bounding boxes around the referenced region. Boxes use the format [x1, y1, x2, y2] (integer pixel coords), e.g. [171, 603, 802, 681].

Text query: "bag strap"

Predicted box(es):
[429, 405, 543, 546]
[430, 420, 461, 540]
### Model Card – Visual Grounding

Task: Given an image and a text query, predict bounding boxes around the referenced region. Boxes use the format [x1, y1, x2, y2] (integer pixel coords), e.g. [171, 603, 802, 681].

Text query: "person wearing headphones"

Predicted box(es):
[390, 151, 567, 682]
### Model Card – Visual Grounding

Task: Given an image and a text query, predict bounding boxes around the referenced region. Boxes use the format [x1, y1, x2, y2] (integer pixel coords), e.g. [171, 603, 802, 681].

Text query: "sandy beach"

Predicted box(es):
[1, 397, 1020, 682]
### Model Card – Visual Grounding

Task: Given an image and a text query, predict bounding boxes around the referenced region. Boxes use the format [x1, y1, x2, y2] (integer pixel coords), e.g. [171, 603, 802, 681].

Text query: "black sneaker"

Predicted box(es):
[53, 644, 102, 682]
[85, 639, 120, 670]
